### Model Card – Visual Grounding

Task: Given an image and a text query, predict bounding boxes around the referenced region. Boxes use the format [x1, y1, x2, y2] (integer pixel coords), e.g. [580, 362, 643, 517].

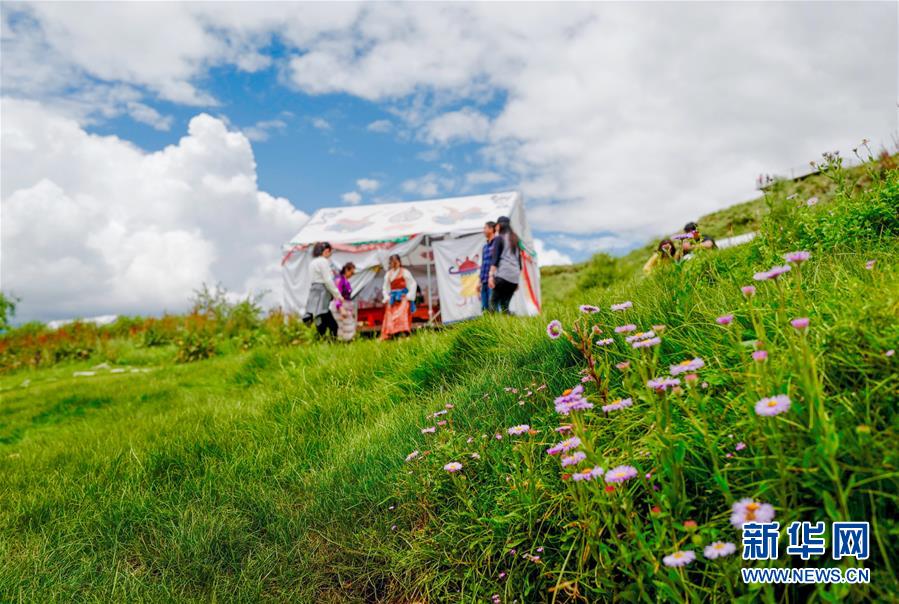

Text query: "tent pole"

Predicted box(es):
[426, 235, 433, 325]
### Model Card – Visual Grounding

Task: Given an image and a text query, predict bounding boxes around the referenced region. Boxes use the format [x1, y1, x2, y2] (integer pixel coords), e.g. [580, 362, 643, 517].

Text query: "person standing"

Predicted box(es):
[332, 262, 357, 342]
[477, 221, 496, 312]
[380, 254, 418, 340]
[308, 242, 343, 338]
[488, 216, 521, 314]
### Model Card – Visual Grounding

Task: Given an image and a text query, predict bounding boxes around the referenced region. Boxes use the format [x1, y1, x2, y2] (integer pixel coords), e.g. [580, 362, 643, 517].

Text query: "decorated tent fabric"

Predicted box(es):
[286, 192, 521, 246]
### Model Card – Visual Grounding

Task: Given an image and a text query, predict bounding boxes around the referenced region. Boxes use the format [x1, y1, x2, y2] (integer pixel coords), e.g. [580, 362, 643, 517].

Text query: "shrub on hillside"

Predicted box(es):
[576, 252, 619, 291]
[174, 315, 218, 363]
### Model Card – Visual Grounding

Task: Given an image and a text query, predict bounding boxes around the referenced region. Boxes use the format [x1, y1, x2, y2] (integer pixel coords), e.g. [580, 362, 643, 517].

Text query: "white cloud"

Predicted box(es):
[355, 178, 380, 192]
[425, 107, 490, 145]
[341, 191, 362, 205]
[311, 117, 331, 130]
[366, 119, 393, 133]
[465, 170, 502, 186]
[546, 234, 638, 254]
[243, 118, 287, 142]
[1, 99, 308, 321]
[533, 238, 572, 267]
[4, 2, 896, 248]
[125, 102, 173, 131]
[400, 173, 455, 198]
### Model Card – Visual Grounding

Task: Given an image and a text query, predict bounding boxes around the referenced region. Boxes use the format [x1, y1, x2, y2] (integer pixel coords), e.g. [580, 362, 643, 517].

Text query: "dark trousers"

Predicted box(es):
[489, 277, 518, 314]
[480, 281, 491, 311]
[314, 312, 338, 338]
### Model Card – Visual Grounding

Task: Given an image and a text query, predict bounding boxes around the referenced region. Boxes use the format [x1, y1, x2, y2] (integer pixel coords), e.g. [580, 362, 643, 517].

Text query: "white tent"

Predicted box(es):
[281, 191, 541, 328]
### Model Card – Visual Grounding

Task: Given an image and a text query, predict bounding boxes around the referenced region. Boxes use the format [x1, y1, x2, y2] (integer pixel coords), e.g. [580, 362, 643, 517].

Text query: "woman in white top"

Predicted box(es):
[380, 254, 417, 340]
[307, 242, 344, 337]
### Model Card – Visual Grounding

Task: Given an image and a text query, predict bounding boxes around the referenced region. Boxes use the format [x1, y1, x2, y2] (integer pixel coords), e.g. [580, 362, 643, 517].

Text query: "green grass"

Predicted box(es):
[1, 161, 898, 602]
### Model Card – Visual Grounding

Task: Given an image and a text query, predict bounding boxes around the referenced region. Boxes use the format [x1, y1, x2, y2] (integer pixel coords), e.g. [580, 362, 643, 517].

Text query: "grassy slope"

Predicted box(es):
[1, 162, 897, 602]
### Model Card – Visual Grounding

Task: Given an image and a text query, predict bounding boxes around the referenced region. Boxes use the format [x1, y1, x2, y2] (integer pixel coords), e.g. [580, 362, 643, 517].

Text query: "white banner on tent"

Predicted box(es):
[432, 235, 486, 323]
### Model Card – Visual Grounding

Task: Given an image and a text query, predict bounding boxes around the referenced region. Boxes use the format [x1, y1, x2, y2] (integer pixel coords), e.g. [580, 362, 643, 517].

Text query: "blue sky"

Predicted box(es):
[2, 2, 896, 321]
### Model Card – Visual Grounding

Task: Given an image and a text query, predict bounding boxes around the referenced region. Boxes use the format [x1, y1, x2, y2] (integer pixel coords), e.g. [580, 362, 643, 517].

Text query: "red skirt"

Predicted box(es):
[381, 298, 412, 340]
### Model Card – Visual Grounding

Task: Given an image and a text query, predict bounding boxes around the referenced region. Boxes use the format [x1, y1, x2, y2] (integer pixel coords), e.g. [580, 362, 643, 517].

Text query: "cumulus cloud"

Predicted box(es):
[311, 117, 332, 130]
[533, 239, 573, 267]
[465, 171, 503, 187]
[401, 173, 455, 198]
[424, 107, 490, 145]
[1, 99, 308, 321]
[356, 178, 380, 192]
[341, 190, 362, 205]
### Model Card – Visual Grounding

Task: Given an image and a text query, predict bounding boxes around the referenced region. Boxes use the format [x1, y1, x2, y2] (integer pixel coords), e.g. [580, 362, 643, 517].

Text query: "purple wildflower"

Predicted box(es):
[579, 304, 600, 313]
[663, 550, 696, 567]
[632, 337, 661, 349]
[615, 361, 630, 370]
[865, 260, 876, 270]
[703, 542, 736, 559]
[716, 314, 734, 325]
[670, 358, 705, 376]
[507, 424, 530, 436]
[601, 398, 633, 413]
[755, 394, 791, 416]
[611, 301, 633, 311]
[785, 251, 811, 264]
[604, 465, 638, 483]
[421, 426, 436, 434]
[741, 285, 756, 297]
[546, 437, 582, 456]
[561, 451, 587, 467]
[625, 330, 655, 343]
[546, 320, 563, 339]
[806, 196, 818, 206]
[555, 424, 573, 433]
[443, 462, 462, 473]
[554, 386, 593, 415]
[614, 324, 637, 333]
[595, 338, 615, 346]
[647, 377, 680, 391]
[572, 466, 604, 482]
[790, 317, 810, 330]
[731, 498, 775, 527]
[752, 350, 768, 362]
[735, 442, 747, 451]
[405, 450, 420, 462]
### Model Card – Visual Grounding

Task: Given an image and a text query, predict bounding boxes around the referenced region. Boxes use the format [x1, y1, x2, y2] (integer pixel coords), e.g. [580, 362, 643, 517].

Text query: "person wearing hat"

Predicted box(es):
[487, 216, 522, 314]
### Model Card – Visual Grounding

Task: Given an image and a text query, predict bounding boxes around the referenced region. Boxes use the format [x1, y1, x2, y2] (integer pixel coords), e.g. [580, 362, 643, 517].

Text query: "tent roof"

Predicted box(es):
[286, 191, 521, 246]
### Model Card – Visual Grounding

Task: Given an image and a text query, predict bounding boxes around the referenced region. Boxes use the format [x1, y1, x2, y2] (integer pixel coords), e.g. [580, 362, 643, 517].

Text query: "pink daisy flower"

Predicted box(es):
[602, 398, 633, 412]
[716, 314, 734, 325]
[421, 426, 436, 434]
[790, 317, 810, 330]
[615, 361, 630, 370]
[865, 260, 876, 270]
[752, 350, 768, 362]
[784, 251, 811, 264]
[443, 462, 463, 473]
[554, 386, 593, 415]
[731, 498, 775, 527]
[887, 350, 895, 357]
[741, 285, 756, 297]
[703, 542, 736, 559]
[670, 358, 705, 376]
[546, 320, 563, 339]
[507, 424, 530, 436]
[806, 196, 818, 206]
[595, 338, 615, 346]
[611, 301, 633, 311]
[405, 450, 420, 462]
[735, 442, 747, 451]
[561, 451, 587, 467]
[555, 424, 573, 433]
[604, 465, 638, 483]
[614, 324, 637, 333]
[579, 304, 600, 313]
[662, 550, 696, 567]
[755, 394, 791, 416]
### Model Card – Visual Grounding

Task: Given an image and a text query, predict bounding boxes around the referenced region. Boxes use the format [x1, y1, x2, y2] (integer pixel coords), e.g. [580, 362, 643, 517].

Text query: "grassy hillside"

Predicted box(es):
[1, 155, 898, 602]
